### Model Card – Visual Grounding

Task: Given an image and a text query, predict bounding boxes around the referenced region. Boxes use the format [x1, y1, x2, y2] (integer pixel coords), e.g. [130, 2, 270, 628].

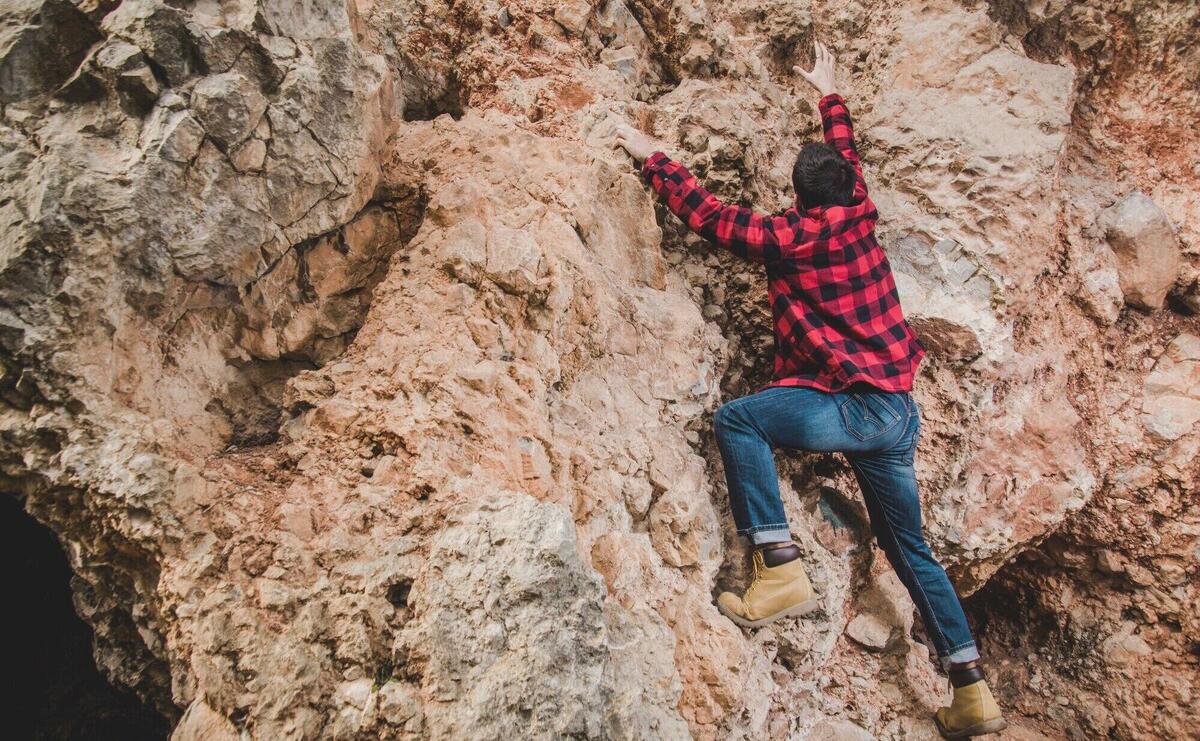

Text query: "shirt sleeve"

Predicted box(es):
[818, 93, 868, 202]
[640, 151, 792, 264]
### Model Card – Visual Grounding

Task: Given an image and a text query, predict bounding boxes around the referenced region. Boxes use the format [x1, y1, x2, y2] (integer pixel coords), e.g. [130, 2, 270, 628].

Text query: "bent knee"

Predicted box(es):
[713, 401, 743, 437]
[713, 403, 731, 433]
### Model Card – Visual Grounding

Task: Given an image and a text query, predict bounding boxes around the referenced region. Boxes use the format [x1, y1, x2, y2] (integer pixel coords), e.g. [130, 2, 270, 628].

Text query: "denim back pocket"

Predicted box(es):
[838, 391, 903, 441]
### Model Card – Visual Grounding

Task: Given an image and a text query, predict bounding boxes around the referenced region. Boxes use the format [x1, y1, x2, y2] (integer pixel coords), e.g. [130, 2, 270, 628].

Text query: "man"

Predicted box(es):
[612, 41, 1007, 738]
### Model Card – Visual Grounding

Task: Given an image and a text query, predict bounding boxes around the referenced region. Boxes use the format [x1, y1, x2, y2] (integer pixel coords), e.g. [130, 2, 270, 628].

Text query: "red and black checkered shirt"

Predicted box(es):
[641, 93, 926, 394]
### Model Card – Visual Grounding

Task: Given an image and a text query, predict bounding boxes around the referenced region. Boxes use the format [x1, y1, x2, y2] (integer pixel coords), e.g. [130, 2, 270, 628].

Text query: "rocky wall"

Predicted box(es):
[0, 0, 1196, 739]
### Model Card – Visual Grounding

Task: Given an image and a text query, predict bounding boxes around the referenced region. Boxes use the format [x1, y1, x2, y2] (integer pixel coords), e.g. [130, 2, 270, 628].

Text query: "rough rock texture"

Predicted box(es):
[1, 0, 1197, 740]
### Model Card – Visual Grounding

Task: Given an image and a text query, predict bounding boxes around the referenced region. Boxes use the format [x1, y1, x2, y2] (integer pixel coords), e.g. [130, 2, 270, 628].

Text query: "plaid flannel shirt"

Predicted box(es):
[641, 93, 927, 393]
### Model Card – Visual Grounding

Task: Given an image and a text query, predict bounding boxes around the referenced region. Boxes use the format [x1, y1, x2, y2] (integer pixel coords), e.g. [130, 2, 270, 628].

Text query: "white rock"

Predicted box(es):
[846, 613, 893, 651]
[553, 1, 592, 35]
[1142, 333, 1200, 440]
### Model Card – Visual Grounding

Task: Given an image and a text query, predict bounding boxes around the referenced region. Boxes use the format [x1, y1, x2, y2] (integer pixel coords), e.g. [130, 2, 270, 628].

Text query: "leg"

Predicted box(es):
[845, 394, 1005, 737]
[713, 386, 897, 627]
[713, 386, 858, 545]
[843, 396, 979, 667]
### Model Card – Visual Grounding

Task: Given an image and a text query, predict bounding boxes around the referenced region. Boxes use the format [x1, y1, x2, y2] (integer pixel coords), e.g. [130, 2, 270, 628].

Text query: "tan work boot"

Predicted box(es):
[717, 549, 819, 628]
[935, 677, 1007, 738]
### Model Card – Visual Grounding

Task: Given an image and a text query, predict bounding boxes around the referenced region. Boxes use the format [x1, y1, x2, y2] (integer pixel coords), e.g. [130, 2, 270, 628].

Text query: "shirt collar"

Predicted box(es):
[798, 199, 824, 217]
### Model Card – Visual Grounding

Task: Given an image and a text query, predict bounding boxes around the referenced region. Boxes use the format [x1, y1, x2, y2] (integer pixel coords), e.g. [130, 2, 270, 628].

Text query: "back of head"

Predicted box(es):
[792, 143, 856, 209]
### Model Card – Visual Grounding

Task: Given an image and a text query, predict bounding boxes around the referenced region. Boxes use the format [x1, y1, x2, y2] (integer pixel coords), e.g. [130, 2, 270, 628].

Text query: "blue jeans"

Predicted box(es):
[713, 384, 980, 667]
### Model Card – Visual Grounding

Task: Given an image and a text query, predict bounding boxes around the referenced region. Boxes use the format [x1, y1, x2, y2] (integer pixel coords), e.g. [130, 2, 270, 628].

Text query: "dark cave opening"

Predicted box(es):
[402, 72, 465, 121]
[2, 495, 169, 741]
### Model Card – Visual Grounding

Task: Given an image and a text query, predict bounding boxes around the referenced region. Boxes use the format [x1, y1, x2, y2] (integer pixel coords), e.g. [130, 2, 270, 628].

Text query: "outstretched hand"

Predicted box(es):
[794, 40, 837, 98]
[612, 121, 660, 162]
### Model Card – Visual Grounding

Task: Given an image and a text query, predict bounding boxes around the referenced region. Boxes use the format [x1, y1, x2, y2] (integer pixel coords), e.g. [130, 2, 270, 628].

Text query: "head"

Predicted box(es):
[792, 142, 856, 209]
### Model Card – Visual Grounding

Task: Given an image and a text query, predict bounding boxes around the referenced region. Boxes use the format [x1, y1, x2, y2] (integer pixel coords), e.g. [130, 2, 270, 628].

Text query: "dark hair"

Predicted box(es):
[792, 143, 856, 208]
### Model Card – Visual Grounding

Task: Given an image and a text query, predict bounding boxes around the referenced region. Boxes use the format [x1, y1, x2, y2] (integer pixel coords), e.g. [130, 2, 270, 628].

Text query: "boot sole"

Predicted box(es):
[935, 715, 1008, 739]
[717, 597, 819, 628]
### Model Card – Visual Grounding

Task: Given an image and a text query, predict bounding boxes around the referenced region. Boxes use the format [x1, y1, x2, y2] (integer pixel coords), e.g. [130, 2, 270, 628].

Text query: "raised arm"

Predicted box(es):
[639, 152, 790, 263]
[819, 93, 868, 201]
[795, 40, 868, 201]
[612, 122, 791, 264]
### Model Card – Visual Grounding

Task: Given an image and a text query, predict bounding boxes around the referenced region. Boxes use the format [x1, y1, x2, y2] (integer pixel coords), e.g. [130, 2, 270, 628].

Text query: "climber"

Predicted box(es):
[612, 41, 1006, 738]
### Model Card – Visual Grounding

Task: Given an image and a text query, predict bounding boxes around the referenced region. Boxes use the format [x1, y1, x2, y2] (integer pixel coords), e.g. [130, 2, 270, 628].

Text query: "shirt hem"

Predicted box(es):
[756, 374, 915, 394]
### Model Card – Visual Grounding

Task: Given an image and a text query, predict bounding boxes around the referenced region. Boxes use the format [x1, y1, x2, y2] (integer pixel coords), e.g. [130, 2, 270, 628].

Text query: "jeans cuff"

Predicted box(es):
[940, 643, 981, 669]
[745, 527, 792, 545]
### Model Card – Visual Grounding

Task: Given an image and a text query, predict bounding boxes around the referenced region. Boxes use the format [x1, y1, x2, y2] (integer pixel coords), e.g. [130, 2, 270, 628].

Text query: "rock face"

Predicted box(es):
[1, 1, 1197, 740]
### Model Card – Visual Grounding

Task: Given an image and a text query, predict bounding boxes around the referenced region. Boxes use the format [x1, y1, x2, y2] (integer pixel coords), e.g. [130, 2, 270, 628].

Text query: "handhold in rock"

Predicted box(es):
[1098, 191, 1182, 311]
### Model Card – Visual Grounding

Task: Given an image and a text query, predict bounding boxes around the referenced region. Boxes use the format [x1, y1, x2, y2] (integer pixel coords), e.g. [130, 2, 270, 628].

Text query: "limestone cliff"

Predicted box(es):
[0, 0, 1196, 739]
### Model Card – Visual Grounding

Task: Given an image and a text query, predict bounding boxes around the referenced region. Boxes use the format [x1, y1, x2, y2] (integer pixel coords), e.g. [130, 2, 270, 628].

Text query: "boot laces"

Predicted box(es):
[745, 550, 766, 600]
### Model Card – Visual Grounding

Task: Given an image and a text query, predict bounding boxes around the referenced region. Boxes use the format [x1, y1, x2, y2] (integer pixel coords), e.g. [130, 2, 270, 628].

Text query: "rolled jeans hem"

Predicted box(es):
[940, 643, 981, 669]
[745, 527, 792, 545]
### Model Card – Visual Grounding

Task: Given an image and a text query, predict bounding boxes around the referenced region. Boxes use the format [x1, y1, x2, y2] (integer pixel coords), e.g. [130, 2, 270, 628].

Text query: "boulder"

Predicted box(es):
[846, 612, 893, 652]
[1099, 191, 1182, 311]
[189, 72, 268, 150]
